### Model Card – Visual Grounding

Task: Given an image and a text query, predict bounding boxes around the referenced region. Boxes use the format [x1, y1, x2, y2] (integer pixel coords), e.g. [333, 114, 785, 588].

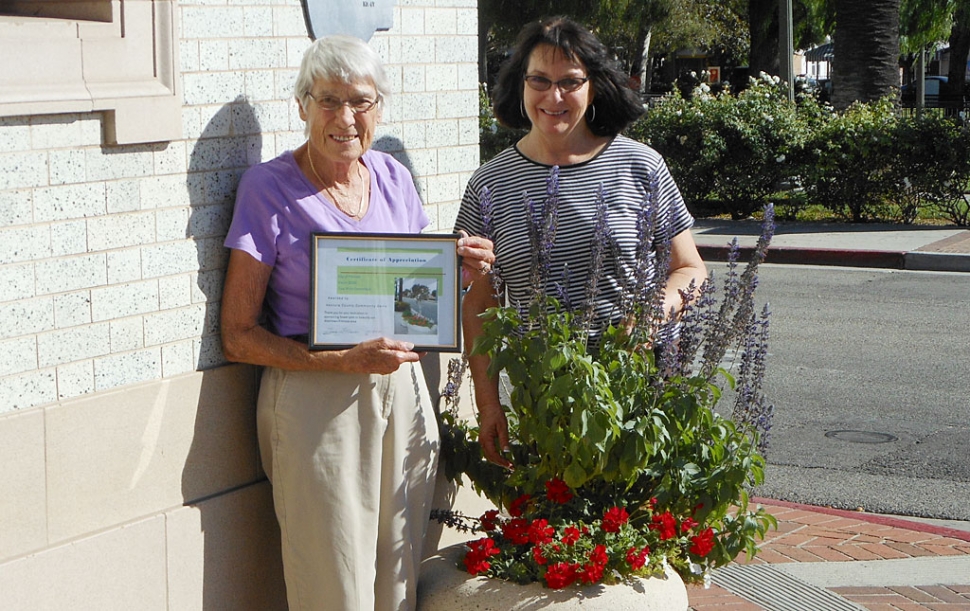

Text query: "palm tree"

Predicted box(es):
[945, 1, 970, 102]
[832, 0, 901, 109]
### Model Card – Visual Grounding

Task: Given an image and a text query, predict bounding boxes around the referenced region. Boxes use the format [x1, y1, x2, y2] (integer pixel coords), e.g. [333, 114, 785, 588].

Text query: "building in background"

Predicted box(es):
[0, 1, 479, 607]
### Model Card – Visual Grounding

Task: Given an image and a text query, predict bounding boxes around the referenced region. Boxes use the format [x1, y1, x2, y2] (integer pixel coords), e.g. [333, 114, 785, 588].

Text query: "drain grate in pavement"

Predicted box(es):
[712, 564, 865, 611]
[825, 429, 897, 444]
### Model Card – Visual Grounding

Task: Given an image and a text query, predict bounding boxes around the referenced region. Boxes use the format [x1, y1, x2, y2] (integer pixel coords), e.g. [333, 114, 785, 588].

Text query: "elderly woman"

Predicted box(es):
[455, 16, 707, 468]
[221, 35, 493, 611]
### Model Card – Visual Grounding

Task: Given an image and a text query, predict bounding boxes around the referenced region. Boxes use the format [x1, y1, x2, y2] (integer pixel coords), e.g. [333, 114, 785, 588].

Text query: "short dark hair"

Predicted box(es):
[492, 16, 644, 137]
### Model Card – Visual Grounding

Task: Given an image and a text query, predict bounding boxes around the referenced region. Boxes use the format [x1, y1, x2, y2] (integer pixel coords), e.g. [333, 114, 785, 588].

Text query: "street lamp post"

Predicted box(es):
[779, 0, 795, 101]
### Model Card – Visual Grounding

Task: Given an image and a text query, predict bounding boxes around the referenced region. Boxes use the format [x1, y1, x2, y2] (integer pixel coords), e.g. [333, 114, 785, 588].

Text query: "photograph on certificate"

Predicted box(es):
[310, 233, 461, 351]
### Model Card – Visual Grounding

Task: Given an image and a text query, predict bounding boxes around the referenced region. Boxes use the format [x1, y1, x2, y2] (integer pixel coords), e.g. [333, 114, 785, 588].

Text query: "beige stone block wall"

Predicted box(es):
[0, 365, 284, 610]
[0, 0, 480, 606]
[0, 409, 46, 561]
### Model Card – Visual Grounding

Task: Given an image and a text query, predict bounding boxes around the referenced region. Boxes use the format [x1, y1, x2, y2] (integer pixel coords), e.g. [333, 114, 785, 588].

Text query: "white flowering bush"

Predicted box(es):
[629, 76, 970, 225]
[630, 73, 807, 220]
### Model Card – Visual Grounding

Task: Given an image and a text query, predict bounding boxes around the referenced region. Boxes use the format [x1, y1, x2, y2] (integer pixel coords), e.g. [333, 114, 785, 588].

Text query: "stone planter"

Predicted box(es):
[417, 543, 689, 610]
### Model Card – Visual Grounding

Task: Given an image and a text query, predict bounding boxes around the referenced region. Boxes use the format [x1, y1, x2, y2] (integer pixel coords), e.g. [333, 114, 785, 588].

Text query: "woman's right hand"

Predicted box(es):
[341, 337, 420, 375]
[477, 402, 512, 469]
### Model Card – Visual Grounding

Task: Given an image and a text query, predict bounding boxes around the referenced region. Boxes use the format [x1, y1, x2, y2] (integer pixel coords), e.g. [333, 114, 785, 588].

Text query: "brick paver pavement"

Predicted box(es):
[688, 499, 970, 610]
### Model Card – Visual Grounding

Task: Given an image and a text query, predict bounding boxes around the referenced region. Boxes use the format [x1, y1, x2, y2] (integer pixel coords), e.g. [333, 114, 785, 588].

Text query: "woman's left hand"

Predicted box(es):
[457, 230, 495, 288]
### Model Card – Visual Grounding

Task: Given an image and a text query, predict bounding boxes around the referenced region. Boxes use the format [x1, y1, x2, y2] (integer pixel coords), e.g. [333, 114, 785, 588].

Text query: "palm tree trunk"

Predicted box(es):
[832, 0, 901, 109]
[748, 0, 780, 79]
[946, 2, 970, 103]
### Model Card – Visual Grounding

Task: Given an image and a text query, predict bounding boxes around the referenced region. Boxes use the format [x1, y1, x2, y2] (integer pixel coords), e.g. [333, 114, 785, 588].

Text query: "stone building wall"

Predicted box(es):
[0, 1, 479, 607]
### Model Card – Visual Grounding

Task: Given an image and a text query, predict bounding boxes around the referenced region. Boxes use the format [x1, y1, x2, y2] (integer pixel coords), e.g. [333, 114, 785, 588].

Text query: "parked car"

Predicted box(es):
[901, 75, 949, 107]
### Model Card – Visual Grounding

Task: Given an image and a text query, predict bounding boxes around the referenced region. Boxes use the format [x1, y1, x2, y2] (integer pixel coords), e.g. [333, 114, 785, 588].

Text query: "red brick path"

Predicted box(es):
[688, 500, 970, 610]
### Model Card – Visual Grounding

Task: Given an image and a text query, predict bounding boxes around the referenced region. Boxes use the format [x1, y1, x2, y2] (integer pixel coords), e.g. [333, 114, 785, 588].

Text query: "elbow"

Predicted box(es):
[220, 327, 246, 363]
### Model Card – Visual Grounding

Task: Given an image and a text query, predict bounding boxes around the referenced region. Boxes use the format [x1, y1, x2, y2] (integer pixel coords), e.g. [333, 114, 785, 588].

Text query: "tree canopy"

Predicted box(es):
[477, 0, 967, 104]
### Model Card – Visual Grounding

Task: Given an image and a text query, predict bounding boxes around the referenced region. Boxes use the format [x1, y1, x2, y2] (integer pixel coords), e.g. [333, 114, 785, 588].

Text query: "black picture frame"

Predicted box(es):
[309, 232, 462, 352]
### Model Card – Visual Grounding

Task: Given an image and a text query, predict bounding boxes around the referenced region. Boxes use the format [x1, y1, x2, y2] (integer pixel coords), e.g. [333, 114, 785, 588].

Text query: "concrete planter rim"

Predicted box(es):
[417, 542, 689, 611]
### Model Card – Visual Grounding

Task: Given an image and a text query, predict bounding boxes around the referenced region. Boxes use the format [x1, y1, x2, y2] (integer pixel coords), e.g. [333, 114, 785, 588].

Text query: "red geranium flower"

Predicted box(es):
[479, 509, 500, 532]
[532, 544, 548, 565]
[579, 561, 605, 584]
[502, 518, 530, 545]
[463, 538, 500, 575]
[680, 516, 698, 533]
[625, 545, 650, 570]
[544, 562, 579, 589]
[562, 525, 581, 545]
[689, 527, 716, 557]
[601, 506, 629, 533]
[589, 544, 608, 566]
[528, 518, 555, 545]
[650, 511, 677, 540]
[509, 494, 532, 517]
[545, 478, 574, 504]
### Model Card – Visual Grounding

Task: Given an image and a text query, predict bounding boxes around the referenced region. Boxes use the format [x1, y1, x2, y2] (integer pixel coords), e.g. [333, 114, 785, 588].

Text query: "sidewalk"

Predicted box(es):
[691, 219, 970, 273]
[690, 499, 970, 610]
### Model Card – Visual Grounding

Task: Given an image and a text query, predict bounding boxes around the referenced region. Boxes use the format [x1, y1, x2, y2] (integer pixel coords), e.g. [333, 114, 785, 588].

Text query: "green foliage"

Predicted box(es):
[630, 75, 811, 219]
[893, 113, 970, 225]
[900, 0, 957, 54]
[441, 291, 775, 581]
[627, 87, 721, 207]
[626, 79, 970, 225]
[798, 97, 901, 221]
[479, 84, 525, 163]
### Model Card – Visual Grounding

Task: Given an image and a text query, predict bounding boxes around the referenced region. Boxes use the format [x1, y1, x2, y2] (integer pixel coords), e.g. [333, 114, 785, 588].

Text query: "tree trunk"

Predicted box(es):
[832, 0, 901, 110]
[748, 0, 780, 79]
[478, 15, 490, 86]
[946, 2, 970, 100]
[631, 26, 653, 93]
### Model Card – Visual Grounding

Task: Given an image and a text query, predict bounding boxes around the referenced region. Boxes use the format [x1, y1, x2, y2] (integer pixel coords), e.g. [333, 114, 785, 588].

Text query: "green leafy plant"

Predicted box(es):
[436, 168, 777, 589]
[630, 74, 812, 220]
[629, 77, 970, 226]
[797, 96, 901, 222]
[479, 83, 526, 163]
[893, 113, 970, 226]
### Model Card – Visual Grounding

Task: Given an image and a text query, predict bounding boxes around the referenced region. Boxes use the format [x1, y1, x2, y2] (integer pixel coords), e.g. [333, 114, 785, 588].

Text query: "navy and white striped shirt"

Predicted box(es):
[455, 135, 694, 336]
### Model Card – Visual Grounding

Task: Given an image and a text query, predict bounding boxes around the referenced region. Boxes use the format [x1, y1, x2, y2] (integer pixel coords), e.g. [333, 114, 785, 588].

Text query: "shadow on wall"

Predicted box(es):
[182, 98, 287, 609]
[372, 134, 444, 401]
[186, 95, 264, 371]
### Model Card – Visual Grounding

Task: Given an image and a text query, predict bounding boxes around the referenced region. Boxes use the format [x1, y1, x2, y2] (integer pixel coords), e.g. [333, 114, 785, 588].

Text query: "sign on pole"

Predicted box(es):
[302, 0, 394, 41]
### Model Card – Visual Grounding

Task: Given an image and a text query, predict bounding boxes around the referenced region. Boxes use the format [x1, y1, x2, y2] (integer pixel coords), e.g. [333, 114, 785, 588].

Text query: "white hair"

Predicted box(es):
[294, 35, 390, 108]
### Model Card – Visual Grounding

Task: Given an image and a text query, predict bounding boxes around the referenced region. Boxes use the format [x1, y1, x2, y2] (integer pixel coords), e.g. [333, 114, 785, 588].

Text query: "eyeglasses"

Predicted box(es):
[308, 93, 381, 114]
[524, 75, 590, 93]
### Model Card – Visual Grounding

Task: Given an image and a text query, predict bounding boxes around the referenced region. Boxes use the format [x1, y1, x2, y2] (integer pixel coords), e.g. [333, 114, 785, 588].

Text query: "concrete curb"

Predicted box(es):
[697, 245, 970, 273]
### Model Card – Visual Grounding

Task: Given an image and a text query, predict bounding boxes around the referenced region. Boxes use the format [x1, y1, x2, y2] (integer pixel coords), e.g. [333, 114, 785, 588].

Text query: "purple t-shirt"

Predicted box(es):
[224, 149, 429, 337]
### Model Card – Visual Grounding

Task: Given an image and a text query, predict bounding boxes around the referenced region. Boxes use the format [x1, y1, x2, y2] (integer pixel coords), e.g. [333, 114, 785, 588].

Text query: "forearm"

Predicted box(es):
[221, 322, 350, 372]
[461, 277, 503, 415]
[662, 230, 708, 316]
[662, 265, 707, 315]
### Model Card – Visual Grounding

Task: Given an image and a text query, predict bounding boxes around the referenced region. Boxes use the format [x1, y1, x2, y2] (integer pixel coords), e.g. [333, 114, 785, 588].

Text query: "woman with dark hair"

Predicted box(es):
[455, 16, 707, 467]
[491, 16, 645, 138]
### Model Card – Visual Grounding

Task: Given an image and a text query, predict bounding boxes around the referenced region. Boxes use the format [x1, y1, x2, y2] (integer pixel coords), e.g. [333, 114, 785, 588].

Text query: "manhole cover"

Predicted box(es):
[824, 430, 898, 444]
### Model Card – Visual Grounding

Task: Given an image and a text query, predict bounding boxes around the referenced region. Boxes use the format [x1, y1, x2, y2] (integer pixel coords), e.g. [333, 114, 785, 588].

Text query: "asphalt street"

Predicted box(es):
[712, 263, 970, 521]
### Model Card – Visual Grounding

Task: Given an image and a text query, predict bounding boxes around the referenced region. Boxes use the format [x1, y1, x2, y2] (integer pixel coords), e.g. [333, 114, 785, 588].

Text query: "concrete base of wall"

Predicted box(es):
[0, 364, 286, 610]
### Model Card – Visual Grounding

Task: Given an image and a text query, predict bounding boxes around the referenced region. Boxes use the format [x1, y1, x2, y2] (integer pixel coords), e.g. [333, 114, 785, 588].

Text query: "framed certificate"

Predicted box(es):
[310, 233, 462, 352]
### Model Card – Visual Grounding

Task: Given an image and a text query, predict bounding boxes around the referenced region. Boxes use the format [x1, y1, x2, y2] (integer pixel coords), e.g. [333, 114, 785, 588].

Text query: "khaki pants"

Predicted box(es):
[257, 364, 439, 611]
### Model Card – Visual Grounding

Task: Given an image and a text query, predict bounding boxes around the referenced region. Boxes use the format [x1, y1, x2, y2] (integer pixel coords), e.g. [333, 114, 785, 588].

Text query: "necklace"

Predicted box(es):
[307, 144, 366, 220]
